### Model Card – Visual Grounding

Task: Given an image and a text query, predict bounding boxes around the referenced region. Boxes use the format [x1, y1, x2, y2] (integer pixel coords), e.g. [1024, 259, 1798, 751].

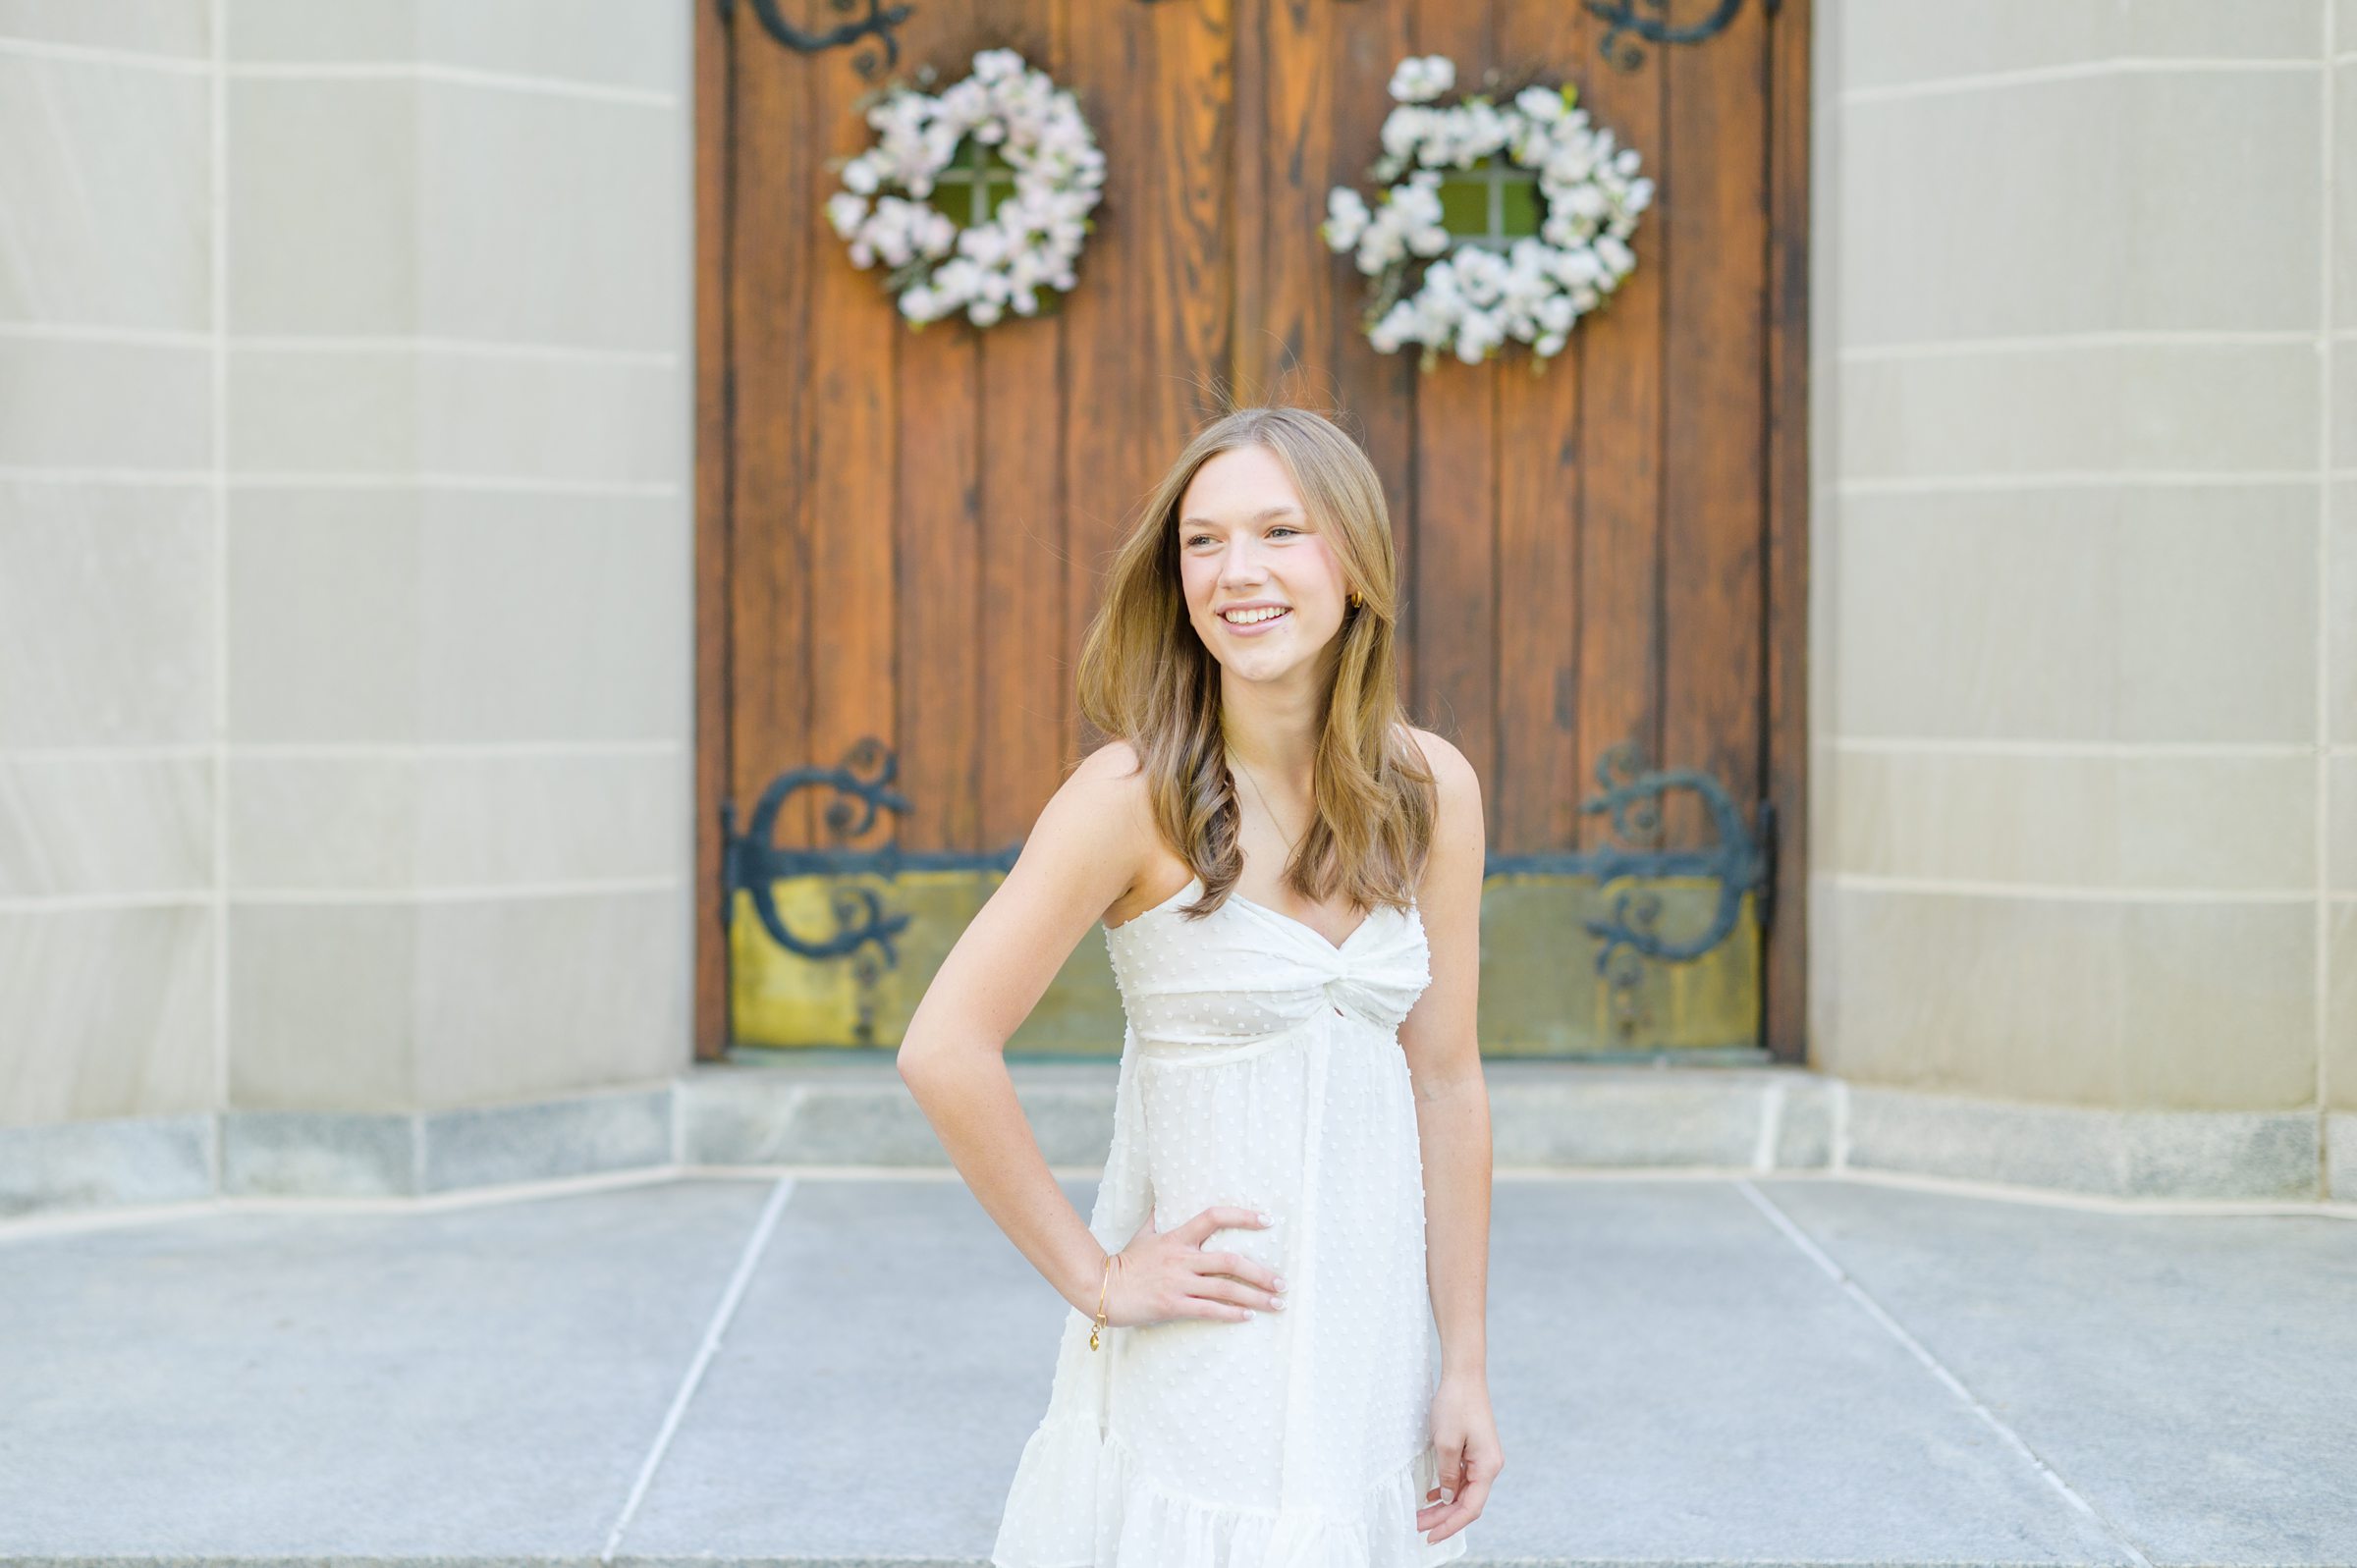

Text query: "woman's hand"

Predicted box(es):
[1418, 1370, 1502, 1543]
[1103, 1206, 1285, 1327]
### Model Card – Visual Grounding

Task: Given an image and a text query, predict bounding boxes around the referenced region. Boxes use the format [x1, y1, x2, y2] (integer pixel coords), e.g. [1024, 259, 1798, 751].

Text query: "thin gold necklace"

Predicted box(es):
[1228, 749, 1303, 861]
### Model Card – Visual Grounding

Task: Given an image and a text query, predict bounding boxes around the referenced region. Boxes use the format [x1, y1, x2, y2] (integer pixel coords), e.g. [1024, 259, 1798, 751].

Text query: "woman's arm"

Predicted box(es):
[1398, 728, 1500, 1540]
[896, 742, 1152, 1315]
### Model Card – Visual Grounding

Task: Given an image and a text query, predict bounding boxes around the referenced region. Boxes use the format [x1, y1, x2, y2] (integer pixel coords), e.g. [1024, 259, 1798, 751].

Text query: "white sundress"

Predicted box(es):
[990, 872, 1471, 1568]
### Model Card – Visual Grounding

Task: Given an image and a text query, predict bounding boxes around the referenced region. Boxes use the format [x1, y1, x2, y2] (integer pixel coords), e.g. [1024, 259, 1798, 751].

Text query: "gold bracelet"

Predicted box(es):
[1089, 1252, 1115, 1350]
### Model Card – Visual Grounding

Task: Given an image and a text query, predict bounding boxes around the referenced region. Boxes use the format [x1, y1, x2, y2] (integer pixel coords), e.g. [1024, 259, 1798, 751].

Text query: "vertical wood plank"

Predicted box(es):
[1764, 0, 1813, 1062]
[1660, 0, 1769, 848]
[726, 16, 814, 845]
[1327, 1, 1418, 709]
[693, 0, 736, 1057]
[896, 338, 983, 848]
[1141, 0, 1237, 459]
[1412, 0, 1499, 838]
[1062, 11, 1151, 762]
[805, 35, 902, 852]
[1235, 0, 1334, 407]
[894, 3, 990, 853]
[1569, 21, 1666, 853]
[1230, 0, 1269, 403]
[1492, 0, 1588, 854]
[1064, 0, 1235, 761]
[976, 0, 1073, 846]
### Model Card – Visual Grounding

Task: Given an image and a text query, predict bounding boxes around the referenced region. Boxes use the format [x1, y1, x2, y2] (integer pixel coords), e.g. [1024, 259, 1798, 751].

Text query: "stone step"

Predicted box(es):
[683, 1053, 1839, 1172]
[3, 1055, 2344, 1219]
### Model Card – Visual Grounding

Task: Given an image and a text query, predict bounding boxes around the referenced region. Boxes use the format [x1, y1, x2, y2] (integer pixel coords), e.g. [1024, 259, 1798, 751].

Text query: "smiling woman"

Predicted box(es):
[895, 405, 1500, 1565]
[1171, 455, 1358, 693]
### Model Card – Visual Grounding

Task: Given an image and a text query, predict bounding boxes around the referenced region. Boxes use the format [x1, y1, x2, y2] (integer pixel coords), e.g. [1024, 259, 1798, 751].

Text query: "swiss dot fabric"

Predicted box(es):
[990, 874, 1470, 1568]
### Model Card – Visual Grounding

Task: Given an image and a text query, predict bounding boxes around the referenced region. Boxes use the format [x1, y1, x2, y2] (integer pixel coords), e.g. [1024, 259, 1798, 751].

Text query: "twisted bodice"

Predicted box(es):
[1104, 874, 1431, 1059]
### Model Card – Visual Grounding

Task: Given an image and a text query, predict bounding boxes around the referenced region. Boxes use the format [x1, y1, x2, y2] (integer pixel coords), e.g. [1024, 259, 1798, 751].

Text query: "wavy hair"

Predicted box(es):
[1074, 405, 1438, 920]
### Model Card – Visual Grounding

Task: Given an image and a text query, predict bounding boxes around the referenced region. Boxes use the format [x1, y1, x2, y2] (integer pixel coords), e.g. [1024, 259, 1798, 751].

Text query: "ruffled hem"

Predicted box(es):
[990, 1407, 1470, 1568]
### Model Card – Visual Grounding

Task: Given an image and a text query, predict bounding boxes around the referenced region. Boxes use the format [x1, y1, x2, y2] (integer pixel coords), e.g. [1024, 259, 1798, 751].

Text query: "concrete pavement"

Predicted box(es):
[1, 1169, 2351, 1566]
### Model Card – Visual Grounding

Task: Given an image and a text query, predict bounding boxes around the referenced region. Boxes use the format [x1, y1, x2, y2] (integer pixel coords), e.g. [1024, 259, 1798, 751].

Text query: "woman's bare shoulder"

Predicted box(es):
[1041, 739, 1160, 869]
[1071, 734, 1146, 784]
[1062, 739, 1196, 924]
[1398, 725, 1483, 846]
[1063, 736, 1157, 822]
[1398, 724, 1475, 787]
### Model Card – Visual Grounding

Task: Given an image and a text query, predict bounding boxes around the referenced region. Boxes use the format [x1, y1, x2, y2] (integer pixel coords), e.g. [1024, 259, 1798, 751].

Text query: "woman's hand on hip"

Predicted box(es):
[1106, 1206, 1286, 1327]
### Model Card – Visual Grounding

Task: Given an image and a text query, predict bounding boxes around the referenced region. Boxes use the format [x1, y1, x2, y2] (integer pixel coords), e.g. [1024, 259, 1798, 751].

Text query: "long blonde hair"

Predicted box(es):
[1074, 405, 1438, 918]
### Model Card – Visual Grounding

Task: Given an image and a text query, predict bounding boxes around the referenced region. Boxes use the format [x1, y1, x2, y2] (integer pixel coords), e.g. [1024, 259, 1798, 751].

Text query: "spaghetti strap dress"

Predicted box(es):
[989, 872, 1471, 1568]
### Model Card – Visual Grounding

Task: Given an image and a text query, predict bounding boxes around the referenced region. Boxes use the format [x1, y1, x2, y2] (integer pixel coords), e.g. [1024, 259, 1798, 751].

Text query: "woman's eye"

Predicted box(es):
[1181, 526, 1296, 545]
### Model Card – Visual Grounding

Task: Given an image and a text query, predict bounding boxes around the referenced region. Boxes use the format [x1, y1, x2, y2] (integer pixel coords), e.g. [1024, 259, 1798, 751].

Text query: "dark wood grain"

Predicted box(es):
[1764, 0, 1813, 1063]
[894, 3, 989, 852]
[1326, 0, 1418, 708]
[1141, 0, 1237, 457]
[803, 33, 901, 861]
[1235, 0, 1334, 407]
[978, 0, 1072, 845]
[1062, 7, 1149, 763]
[1661, 0, 1768, 850]
[723, 8, 813, 839]
[1493, 1, 1588, 852]
[1569, 9, 1666, 856]
[1410, 0, 1499, 836]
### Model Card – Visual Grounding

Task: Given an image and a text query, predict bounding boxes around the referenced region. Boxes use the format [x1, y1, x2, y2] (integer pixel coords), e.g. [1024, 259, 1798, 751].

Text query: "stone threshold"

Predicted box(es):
[3, 1054, 2348, 1220]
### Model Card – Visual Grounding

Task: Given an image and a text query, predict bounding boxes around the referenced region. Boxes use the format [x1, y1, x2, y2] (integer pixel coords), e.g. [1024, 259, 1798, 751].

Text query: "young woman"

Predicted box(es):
[898, 405, 1500, 1564]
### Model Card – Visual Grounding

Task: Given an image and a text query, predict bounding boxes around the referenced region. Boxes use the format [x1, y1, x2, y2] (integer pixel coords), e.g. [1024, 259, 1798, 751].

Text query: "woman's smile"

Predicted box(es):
[1218, 602, 1292, 635]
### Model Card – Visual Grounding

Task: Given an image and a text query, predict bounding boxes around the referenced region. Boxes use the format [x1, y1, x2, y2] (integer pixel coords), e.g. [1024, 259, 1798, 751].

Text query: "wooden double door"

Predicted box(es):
[694, 0, 1810, 1062]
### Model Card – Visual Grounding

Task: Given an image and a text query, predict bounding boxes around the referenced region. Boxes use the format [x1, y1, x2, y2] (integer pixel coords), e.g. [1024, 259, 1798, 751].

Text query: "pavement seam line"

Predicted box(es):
[1734, 1178, 2157, 1568]
[598, 1174, 797, 1562]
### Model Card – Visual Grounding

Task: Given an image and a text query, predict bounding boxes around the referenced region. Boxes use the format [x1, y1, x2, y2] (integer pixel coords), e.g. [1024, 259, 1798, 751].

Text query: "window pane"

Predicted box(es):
[1499, 173, 1542, 238]
[918, 135, 1020, 227]
[1437, 175, 1490, 238]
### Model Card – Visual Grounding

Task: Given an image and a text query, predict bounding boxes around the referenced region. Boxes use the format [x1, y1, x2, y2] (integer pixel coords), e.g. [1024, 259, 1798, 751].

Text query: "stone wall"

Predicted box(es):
[0, 0, 695, 1157]
[1808, 0, 2351, 1189]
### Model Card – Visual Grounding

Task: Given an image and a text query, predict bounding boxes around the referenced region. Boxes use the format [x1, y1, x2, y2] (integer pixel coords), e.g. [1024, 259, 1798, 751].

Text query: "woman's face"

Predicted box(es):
[1175, 444, 1351, 684]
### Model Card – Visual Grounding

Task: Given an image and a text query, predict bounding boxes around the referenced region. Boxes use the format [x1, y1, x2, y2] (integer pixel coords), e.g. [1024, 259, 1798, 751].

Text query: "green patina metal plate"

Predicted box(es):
[1473, 873, 1761, 1054]
[729, 872, 1123, 1056]
[730, 870, 1760, 1057]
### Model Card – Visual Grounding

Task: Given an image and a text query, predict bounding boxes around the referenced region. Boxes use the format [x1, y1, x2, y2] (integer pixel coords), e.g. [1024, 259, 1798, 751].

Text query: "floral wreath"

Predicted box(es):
[824, 47, 1106, 329]
[1320, 54, 1654, 368]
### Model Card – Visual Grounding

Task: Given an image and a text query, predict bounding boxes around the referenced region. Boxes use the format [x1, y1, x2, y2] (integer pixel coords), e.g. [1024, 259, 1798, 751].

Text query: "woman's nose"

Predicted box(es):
[1219, 545, 1267, 580]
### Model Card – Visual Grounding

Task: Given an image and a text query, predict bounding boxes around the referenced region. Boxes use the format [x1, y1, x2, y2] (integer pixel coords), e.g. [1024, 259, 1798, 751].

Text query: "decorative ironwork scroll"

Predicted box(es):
[720, 737, 1021, 970]
[717, 0, 911, 80]
[1585, 0, 1777, 71]
[1580, 740, 1771, 1031]
[730, 736, 1772, 1048]
[1480, 739, 1773, 1037]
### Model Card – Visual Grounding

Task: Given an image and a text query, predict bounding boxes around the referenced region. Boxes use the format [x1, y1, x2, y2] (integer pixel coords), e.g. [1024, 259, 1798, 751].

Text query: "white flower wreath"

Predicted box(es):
[824, 47, 1106, 329]
[1321, 54, 1655, 368]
